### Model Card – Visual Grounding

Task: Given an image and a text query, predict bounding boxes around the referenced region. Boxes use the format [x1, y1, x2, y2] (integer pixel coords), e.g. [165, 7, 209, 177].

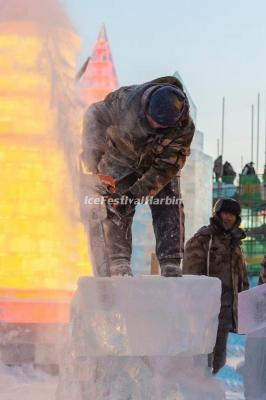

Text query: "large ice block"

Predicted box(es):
[57, 354, 226, 400]
[70, 275, 221, 357]
[238, 283, 266, 334]
[239, 284, 266, 399]
[241, 327, 266, 400]
[57, 275, 225, 400]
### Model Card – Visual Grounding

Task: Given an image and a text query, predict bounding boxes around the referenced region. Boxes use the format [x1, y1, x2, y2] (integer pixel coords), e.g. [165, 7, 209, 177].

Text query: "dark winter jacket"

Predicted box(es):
[81, 76, 195, 198]
[183, 216, 249, 332]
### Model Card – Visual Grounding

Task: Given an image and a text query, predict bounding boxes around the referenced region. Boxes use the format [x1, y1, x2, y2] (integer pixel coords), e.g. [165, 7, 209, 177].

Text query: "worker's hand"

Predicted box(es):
[95, 184, 121, 200]
[96, 184, 136, 217]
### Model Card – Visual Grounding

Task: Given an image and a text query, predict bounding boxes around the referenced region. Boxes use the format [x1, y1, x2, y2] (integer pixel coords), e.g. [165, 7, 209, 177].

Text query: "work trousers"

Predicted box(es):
[103, 176, 185, 273]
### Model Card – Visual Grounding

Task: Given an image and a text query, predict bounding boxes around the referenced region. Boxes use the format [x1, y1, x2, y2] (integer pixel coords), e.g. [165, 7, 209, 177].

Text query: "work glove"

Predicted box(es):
[96, 184, 135, 219]
[115, 191, 135, 217]
[95, 183, 121, 201]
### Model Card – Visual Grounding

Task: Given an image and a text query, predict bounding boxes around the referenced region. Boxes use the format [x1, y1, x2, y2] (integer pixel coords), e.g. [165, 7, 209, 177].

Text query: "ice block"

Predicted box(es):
[238, 284, 266, 334]
[70, 275, 221, 357]
[57, 275, 225, 400]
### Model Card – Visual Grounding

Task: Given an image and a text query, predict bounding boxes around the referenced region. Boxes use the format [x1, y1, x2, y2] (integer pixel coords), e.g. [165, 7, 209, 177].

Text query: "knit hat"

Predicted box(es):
[146, 85, 189, 127]
[213, 198, 241, 217]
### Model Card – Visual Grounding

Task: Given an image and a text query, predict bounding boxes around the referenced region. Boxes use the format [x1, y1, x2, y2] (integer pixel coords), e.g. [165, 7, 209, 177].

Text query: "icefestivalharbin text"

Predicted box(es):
[83, 195, 182, 206]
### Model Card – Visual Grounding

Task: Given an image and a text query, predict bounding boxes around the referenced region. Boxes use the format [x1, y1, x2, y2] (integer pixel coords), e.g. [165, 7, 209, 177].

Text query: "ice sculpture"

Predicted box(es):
[57, 275, 226, 400]
[0, 0, 91, 327]
[238, 283, 266, 334]
[181, 130, 213, 242]
[238, 284, 266, 399]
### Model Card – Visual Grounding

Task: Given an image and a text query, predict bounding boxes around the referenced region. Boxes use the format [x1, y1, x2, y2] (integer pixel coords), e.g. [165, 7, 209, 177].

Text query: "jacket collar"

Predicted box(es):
[210, 215, 246, 245]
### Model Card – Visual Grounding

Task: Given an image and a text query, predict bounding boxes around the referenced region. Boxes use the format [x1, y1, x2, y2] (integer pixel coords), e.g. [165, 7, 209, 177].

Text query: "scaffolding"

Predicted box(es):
[213, 174, 266, 276]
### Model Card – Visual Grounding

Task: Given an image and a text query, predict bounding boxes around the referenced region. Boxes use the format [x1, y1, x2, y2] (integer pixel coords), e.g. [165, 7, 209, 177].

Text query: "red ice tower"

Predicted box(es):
[79, 24, 119, 108]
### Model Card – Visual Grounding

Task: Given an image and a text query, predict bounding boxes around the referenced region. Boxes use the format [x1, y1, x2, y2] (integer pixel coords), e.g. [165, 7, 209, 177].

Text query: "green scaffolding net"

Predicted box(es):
[213, 174, 266, 275]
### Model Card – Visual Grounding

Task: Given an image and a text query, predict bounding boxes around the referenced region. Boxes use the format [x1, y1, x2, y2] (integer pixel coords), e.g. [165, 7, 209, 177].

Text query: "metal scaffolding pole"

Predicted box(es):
[265, 100, 266, 167]
[251, 104, 254, 162]
[221, 96, 225, 162]
[218, 97, 225, 199]
[256, 93, 260, 172]
[217, 138, 220, 157]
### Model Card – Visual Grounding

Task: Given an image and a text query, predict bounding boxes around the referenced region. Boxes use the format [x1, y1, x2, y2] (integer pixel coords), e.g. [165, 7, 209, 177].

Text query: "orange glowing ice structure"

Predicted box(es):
[0, 0, 92, 324]
[78, 24, 119, 108]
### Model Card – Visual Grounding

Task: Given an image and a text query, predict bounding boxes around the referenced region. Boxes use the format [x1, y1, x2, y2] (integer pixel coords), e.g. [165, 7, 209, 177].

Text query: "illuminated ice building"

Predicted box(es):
[0, 0, 91, 327]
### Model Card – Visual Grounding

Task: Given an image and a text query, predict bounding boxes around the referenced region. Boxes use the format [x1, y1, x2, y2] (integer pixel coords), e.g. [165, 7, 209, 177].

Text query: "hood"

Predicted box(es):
[210, 215, 246, 245]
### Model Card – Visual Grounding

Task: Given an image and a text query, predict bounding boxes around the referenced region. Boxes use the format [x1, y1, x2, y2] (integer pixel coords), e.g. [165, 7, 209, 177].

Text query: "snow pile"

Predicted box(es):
[57, 275, 226, 400]
[0, 362, 56, 400]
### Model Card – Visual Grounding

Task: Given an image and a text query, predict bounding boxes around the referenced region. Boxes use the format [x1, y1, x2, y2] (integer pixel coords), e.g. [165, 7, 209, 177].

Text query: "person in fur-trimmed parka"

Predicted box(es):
[183, 198, 249, 373]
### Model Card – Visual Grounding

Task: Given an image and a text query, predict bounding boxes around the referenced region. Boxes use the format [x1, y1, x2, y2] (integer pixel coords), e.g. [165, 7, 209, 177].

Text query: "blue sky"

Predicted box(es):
[63, 0, 266, 173]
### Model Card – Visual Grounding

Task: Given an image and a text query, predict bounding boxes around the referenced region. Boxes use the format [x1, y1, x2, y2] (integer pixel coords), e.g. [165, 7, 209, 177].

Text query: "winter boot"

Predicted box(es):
[160, 260, 182, 277]
[110, 259, 133, 277]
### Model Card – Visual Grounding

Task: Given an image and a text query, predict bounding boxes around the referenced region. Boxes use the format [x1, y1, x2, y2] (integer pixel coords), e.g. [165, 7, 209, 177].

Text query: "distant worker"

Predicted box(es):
[213, 155, 223, 182]
[241, 162, 256, 176]
[183, 198, 249, 373]
[240, 161, 261, 200]
[222, 161, 236, 184]
[81, 76, 195, 277]
[263, 165, 266, 186]
[258, 255, 266, 285]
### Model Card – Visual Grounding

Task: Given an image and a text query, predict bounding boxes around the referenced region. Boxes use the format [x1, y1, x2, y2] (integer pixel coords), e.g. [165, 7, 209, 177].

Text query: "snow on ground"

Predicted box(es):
[219, 333, 246, 400]
[0, 363, 57, 400]
[0, 362, 243, 400]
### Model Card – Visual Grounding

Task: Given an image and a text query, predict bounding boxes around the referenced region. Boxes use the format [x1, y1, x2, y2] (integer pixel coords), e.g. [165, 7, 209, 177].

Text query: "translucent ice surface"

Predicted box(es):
[70, 275, 221, 357]
[238, 284, 266, 334]
[57, 275, 225, 400]
[239, 284, 266, 399]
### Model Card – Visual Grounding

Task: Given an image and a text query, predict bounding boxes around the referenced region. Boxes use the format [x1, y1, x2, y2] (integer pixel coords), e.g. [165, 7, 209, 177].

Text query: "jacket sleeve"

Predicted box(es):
[182, 234, 208, 275]
[239, 248, 249, 291]
[81, 101, 112, 173]
[258, 266, 266, 284]
[128, 118, 195, 198]
[242, 263, 250, 290]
